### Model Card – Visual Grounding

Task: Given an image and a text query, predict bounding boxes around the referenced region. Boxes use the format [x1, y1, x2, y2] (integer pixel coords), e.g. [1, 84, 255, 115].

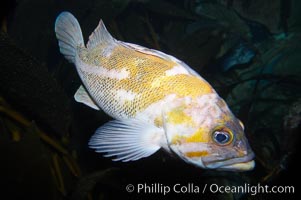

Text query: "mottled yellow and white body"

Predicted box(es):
[55, 12, 255, 171]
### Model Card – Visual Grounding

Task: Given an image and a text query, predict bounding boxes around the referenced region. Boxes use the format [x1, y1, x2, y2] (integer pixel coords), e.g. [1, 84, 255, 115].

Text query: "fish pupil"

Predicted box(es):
[214, 131, 230, 144]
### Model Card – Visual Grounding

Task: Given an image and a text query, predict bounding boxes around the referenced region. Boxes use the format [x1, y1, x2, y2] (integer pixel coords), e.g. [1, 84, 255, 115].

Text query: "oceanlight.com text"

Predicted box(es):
[125, 183, 295, 196]
[209, 183, 294, 196]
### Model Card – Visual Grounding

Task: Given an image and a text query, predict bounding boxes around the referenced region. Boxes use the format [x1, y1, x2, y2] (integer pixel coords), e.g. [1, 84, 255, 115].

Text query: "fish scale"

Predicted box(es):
[78, 43, 214, 120]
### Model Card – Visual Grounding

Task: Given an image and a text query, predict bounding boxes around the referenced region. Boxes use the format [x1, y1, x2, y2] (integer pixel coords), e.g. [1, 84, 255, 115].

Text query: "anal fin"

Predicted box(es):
[74, 85, 100, 110]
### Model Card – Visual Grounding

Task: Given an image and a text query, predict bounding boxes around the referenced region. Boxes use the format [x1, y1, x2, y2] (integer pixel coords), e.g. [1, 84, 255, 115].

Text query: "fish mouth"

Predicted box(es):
[217, 160, 255, 171]
[204, 152, 255, 171]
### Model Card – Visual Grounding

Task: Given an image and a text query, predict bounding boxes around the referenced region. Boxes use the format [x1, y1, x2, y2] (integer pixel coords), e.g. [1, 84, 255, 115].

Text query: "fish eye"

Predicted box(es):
[212, 129, 233, 145]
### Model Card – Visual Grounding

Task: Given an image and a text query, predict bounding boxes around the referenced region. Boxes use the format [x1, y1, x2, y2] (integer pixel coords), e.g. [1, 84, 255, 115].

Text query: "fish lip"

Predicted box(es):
[203, 152, 255, 170]
[217, 160, 255, 171]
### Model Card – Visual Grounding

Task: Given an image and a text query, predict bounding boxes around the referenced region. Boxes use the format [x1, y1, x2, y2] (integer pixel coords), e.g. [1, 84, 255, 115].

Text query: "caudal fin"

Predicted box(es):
[55, 12, 84, 63]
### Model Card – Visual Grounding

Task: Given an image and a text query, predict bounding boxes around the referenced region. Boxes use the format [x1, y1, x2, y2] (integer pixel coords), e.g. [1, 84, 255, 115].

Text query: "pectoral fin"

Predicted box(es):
[89, 119, 165, 162]
[74, 85, 100, 110]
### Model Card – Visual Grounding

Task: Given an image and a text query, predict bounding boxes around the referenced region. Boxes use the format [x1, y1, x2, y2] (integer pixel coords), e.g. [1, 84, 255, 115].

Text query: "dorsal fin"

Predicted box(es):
[120, 42, 201, 78]
[86, 20, 115, 49]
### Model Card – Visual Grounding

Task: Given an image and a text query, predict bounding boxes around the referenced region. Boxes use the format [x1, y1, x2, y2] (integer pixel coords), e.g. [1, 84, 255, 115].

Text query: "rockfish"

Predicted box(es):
[55, 11, 255, 171]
